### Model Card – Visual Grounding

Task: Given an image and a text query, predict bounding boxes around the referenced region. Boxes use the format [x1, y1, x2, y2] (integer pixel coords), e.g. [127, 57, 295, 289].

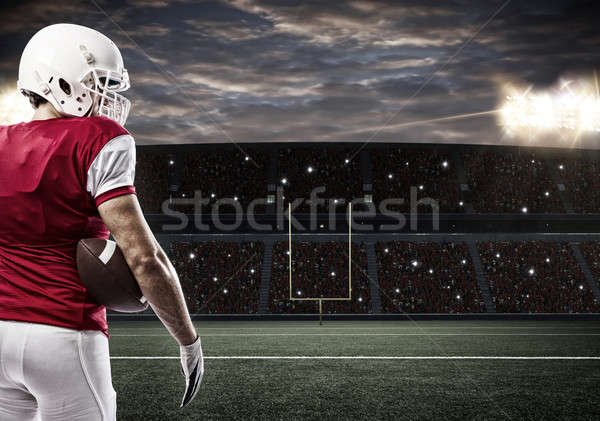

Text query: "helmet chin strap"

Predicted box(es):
[83, 105, 94, 118]
[80, 46, 99, 118]
[84, 91, 102, 117]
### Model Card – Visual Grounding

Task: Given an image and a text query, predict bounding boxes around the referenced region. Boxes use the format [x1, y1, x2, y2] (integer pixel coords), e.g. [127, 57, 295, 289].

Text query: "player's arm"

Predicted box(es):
[98, 194, 196, 346]
[98, 194, 203, 407]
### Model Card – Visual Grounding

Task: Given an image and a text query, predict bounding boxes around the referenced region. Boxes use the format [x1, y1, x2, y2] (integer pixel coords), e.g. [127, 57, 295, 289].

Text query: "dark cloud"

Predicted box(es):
[0, 0, 598, 147]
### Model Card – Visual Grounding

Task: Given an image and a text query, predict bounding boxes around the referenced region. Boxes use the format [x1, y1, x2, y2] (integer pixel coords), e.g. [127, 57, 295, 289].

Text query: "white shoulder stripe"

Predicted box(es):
[86, 134, 136, 199]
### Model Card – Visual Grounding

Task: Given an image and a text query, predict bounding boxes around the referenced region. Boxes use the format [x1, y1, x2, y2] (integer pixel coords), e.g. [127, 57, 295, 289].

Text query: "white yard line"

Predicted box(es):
[109, 333, 600, 337]
[110, 356, 600, 360]
[109, 326, 600, 331]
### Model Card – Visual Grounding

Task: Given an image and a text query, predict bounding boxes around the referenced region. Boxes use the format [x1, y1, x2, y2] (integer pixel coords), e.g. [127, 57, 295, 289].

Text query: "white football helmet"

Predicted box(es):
[18, 23, 131, 126]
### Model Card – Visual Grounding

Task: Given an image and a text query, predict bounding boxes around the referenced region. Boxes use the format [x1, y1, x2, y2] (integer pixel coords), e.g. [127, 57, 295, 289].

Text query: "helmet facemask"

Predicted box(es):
[80, 67, 131, 126]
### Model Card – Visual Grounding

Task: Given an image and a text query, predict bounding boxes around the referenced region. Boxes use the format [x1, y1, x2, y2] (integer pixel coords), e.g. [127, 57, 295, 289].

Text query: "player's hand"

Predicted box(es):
[179, 335, 204, 408]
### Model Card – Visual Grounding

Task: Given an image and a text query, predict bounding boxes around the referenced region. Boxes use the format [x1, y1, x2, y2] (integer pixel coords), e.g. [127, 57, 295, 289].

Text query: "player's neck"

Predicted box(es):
[31, 104, 63, 121]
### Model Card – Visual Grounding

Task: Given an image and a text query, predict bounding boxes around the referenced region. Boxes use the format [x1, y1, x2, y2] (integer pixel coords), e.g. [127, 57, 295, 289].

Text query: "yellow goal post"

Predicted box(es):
[287, 203, 353, 323]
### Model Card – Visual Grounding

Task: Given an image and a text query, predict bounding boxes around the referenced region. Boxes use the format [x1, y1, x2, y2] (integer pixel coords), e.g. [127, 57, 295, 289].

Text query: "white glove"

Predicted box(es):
[179, 335, 204, 408]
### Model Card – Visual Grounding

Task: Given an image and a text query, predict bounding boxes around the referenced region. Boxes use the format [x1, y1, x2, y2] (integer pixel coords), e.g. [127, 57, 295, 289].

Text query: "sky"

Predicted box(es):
[0, 0, 599, 146]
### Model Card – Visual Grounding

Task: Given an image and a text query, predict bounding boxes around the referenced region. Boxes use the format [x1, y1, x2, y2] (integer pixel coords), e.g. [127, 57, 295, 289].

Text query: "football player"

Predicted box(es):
[0, 23, 203, 420]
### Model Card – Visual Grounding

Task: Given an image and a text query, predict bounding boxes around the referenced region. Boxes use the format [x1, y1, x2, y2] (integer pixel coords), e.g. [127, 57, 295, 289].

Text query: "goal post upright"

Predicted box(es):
[287, 202, 352, 307]
[288, 203, 292, 301]
[319, 299, 323, 326]
[348, 202, 351, 299]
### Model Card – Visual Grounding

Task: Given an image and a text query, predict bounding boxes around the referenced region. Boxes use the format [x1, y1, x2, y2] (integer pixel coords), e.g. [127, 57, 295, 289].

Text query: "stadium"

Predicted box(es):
[104, 141, 600, 420]
[2, 1, 600, 420]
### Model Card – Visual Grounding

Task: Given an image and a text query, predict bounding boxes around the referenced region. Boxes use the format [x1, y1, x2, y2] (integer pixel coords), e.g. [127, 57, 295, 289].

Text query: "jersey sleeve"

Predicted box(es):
[86, 134, 137, 207]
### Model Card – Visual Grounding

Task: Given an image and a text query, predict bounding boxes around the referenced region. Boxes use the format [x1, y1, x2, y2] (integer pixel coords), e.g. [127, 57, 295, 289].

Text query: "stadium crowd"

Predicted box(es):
[463, 150, 563, 213]
[278, 148, 363, 213]
[139, 238, 600, 315]
[371, 148, 463, 213]
[579, 241, 600, 288]
[376, 241, 484, 313]
[478, 241, 598, 312]
[135, 150, 171, 213]
[132, 146, 600, 216]
[175, 149, 268, 213]
[269, 241, 371, 313]
[167, 240, 264, 313]
[556, 156, 600, 213]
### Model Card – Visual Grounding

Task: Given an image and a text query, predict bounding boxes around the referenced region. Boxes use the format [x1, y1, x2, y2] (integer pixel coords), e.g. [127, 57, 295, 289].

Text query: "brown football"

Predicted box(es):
[76, 238, 149, 313]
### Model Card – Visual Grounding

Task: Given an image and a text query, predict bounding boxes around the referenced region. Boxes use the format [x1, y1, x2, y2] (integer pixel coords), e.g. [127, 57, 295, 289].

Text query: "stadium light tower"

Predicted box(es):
[499, 77, 600, 141]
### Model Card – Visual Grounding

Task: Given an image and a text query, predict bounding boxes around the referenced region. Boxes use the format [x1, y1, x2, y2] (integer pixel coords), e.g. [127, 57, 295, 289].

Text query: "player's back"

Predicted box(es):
[0, 116, 135, 334]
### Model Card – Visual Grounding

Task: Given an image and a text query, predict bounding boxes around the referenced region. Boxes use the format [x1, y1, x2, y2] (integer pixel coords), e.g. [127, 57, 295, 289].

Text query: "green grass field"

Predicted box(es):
[108, 320, 600, 420]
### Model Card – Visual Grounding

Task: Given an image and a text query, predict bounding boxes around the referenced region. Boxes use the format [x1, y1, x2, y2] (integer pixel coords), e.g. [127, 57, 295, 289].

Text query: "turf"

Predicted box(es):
[108, 320, 600, 420]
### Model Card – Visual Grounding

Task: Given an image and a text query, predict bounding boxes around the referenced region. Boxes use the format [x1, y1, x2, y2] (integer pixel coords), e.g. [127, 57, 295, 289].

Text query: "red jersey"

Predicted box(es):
[0, 116, 137, 335]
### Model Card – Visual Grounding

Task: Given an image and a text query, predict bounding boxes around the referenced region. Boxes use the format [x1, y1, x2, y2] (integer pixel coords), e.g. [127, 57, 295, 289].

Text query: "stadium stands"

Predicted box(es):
[555, 156, 600, 213]
[579, 241, 600, 288]
[135, 150, 171, 213]
[372, 148, 463, 213]
[167, 241, 264, 313]
[376, 241, 484, 313]
[479, 241, 599, 313]
[134, 145, 600, 216]
[150, 238, 600, 315]
[278, 148, 363, 213]
[463, 150, 564, 213]
[269, 241, 371, 313]
[176, 149, 268, 213]
[132, 144, 600, 316]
